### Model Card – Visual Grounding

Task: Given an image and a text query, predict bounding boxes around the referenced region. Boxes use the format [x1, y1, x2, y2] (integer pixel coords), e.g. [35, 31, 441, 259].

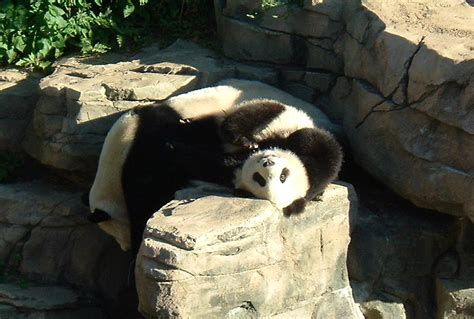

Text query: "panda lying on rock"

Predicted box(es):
[83, 88, 343, 253]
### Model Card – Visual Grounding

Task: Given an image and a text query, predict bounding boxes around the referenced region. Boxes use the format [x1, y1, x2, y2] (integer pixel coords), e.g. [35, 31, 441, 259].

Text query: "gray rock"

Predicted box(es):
[136, 183, 362, 318]
[348, 199, 457, 318]
[0, 182, 130, 301]
[257, 5, 343, 40]
[359, 299, 407, 319]
[341, 79, 474, 220]
[437, 279, 474, 319]
[0, 284, 79, 310]
[0, 69, 40, 151]
[0, 284, 105, 319]
[220, 16, 302, 65]
[306, 39, 344, 73]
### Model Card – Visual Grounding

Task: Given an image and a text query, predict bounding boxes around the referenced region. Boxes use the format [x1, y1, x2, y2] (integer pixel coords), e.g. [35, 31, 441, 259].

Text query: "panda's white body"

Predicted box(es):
[89, 112, 139, 251]
[87, 81, 342, 252]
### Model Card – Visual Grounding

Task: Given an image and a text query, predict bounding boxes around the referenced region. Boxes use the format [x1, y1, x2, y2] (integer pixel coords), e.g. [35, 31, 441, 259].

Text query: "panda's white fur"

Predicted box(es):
[89, 112, 138, 251]
[234, 148, 309, 209]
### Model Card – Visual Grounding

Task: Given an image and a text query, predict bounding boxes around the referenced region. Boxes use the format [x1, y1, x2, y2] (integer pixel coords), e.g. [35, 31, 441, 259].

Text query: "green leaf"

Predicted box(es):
[6, 49, 16, 63]
[36, 38, 52, 57]
[123, 1, 135, 18]
[12, 35, 26, 52]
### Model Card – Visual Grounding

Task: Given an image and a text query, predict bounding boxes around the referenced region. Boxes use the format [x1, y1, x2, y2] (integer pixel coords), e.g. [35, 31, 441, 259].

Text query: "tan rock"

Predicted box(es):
[136, 182, 362, 318]
[437, 278, 474, 319]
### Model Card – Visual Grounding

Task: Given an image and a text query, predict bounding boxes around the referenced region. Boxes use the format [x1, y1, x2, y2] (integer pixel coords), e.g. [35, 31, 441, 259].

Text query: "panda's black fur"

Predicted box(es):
[86, 96, 342, 253]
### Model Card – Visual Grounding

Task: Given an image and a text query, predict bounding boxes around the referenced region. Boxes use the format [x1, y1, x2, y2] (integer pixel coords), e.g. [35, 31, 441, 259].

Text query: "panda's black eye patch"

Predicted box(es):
[280, 168, 289, 183]
[252, 172, 266, 187]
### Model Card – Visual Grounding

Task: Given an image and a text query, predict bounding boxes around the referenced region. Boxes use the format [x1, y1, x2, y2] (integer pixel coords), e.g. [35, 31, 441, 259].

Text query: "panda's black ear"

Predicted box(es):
[88, 209, 111, 223]
[283, 198, 306, 216]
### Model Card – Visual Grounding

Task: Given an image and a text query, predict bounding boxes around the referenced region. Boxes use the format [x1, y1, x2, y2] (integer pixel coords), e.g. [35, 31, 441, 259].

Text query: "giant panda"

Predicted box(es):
[220, 99, 343, 216]
[86, 88, 342, 253]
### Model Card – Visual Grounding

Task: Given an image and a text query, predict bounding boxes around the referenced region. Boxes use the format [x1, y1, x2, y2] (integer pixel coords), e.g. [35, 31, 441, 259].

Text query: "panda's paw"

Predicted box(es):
[313, 191, 325, 201]
[235, 136, 258, 150]
[283, 198, 306, 216]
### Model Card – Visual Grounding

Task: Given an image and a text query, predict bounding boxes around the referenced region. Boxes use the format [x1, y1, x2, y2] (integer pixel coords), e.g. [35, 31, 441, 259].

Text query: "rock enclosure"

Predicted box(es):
[0, 0, 473, 317]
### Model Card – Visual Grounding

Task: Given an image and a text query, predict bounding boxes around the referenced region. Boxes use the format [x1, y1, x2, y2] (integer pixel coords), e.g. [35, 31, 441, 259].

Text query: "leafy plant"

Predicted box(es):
[0, 0, 216, 71]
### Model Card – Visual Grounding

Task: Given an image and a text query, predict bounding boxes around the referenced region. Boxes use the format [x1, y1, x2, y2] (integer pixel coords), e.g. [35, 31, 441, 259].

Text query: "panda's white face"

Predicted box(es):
[234, 148, 309, 209]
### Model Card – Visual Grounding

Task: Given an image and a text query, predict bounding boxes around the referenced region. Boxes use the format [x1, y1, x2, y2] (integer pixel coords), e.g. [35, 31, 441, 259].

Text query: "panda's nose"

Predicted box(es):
[262, 158, 275, 167]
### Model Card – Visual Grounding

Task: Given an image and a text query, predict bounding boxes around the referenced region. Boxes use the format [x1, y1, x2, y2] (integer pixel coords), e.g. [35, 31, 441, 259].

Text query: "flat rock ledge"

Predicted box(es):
[0, 283, 104, 319]
[136, 182, 362, 318]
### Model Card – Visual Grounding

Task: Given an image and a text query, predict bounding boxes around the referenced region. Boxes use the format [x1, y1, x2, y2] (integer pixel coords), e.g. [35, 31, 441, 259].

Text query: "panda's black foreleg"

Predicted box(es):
[283, 198, 307, 216]
[220, 101, 285, 147]
[81, 190, 90, 207]
[88, 209, 111, 223]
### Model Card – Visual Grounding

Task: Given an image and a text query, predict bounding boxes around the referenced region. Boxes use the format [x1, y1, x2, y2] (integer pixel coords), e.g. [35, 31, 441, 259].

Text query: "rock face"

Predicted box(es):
[136, 182, 361, 318]
[0, 69, 40, 151]
[0, 284, 105, 319]
[214, 0, 474, 220]
[338, 0, 474, 221]
[0, 181, 131, 316]
[349, 203, 457, 318]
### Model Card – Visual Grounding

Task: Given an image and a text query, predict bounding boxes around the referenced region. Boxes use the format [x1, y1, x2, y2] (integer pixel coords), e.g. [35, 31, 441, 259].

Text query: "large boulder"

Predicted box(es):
[335, 0, 474, 220]
[136, 181, 362, 318]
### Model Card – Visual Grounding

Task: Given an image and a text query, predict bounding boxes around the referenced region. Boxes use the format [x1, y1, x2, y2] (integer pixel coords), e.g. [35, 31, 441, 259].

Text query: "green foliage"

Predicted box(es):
[0, 0, 215, 70]
[155, 0, 216, 47]
[0, 152, 22, 182]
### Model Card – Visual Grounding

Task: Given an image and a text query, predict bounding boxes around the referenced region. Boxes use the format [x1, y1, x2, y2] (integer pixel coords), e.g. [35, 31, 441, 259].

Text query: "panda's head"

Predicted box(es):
[234, 148, 309, 215]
